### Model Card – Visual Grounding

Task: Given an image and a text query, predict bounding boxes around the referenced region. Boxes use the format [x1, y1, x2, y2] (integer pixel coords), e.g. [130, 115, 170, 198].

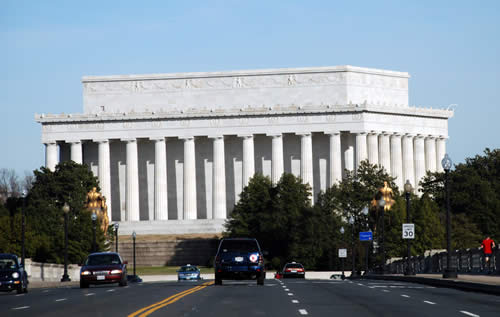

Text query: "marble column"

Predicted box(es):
[298, 133, 313, 203]
[241, 135, 255, 188]
[414, 135, 426, 191]
[367, 132, 379, 166]
[152, 137, 168, 220]
[95, 139, 112, 222]
[344, 145, 354, 172]
[45, 141, 58, 171]
[124, 138, 140, 221]
[390, 133, 403, 190]
[270, 134, 284, 184]
[402, 134, 415, 188]
[379, 132, 391, 174]
[182, 137, 197, 220]
[69, 141, 83, 164]
[328, 132, 342, 186]
[212, 136, 227, 219]
[436, 137, 447, 173]
[355, 132, 368, 171]
[425, 136, 437, 173]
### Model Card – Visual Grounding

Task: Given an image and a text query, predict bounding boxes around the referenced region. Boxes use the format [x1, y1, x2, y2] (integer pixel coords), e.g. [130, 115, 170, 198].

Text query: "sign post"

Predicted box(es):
[402, 223, 415, 239]
[338, 248, 347, 279]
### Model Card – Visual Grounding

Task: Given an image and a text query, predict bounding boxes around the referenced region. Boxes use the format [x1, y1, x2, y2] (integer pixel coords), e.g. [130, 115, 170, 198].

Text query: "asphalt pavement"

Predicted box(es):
[1, 278, 500, 316]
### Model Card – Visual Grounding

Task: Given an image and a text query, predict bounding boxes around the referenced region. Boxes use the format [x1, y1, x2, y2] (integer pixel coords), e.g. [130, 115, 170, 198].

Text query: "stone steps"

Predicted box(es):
[117, 238, 219, 267]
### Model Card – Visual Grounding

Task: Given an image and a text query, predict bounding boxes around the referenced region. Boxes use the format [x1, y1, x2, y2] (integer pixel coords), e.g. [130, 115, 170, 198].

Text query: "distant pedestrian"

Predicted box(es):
[480, 236, 496, 273]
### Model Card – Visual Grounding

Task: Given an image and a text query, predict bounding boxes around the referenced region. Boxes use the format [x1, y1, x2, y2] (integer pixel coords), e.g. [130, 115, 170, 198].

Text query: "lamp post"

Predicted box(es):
[61, 202, 71, 282]
[378, 198, 386, 274]
[91, 212, 97, 253]
[114, 223, 119, 253]
[442, 154, 457, 278]
[21, 190, 27, 268]
[340, 226, 345, 279]
[361, 206, 370, 276]
[132, 231, 137, 278]
[348, 215, 357, 277]
[404, 180, 415, 276]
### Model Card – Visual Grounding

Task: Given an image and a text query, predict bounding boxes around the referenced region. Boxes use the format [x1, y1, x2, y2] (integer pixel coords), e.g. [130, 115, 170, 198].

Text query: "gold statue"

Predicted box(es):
[86, 187, 110, 234]
[379, 181, 395, 211]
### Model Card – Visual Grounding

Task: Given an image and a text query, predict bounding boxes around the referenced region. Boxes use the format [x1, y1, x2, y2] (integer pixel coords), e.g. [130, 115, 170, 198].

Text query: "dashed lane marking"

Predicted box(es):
[382, 290, 390, 293]
[15, 294, 25, 297]
[287, 293, 294, 296]
[55, 298, 67, 302]
[106, 289, 115, 292]
[460, 311, 480, 317]
[357, 283, 363, 286]
[401, 295, 410, 298]
[423, 301, 436, 305]
[42, 290, 49, 293]
[298, 309, 308, 315]
[85, 293, 95, 296]
[284, 288, 290, 291]
[12, 306, 30, 310]
[292, 300, 299, 304]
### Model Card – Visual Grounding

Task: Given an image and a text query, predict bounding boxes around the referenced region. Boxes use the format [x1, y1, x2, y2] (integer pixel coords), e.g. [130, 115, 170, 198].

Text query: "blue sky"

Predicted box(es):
[2, 0, 499, 175]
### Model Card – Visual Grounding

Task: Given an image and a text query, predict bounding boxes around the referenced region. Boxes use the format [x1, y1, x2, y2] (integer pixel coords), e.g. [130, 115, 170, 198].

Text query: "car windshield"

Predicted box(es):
[0, 258, 17, 270]
[285, 263, 303, 269]
[220, 240, 259, 252]
[180, 266, 198, 272]
[85, 254, 121, 266]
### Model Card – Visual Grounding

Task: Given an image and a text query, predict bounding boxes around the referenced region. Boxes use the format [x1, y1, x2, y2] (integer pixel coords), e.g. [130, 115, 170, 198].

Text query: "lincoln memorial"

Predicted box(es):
[35, 65, 453, 234]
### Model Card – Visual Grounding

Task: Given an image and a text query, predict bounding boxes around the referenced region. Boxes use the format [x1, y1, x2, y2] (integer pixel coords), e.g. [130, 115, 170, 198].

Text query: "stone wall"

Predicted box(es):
[24, 259, 80, 282]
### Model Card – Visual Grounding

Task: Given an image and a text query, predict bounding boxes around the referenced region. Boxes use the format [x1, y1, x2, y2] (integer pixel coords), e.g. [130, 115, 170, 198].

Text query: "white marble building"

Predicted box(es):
[35, 65, 453, 234]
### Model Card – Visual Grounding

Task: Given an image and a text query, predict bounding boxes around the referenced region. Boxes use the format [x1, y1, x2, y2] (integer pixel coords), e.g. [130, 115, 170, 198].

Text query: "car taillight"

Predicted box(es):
[285, 268, 292, 272]
[297, 268, 304, 272]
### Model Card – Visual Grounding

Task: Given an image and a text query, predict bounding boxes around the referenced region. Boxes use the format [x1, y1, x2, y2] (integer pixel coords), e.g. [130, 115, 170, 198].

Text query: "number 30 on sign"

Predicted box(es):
[402, 223, 415, 239]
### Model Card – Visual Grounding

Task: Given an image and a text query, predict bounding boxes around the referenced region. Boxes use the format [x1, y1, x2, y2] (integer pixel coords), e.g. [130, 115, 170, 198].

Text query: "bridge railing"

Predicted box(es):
[386, 246, 500, 275]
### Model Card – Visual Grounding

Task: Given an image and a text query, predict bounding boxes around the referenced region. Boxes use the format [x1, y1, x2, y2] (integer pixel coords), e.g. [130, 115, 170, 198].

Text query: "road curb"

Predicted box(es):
[359, 275, 500, 296]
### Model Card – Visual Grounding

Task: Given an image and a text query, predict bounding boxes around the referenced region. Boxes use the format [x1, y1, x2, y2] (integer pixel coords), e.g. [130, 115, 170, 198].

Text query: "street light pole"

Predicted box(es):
[340, 226, 345, 279]
[91, 213, 97, 253]
[361, 206, 370, 276]
[61, 203, 71, 282]
[21, 190, 27, 268]
[378, 198, 386, 274]
[348, 216, 357, 277]
[404, 180, 415, 276]
[114, 223, 119, 253]
[442, 154, 457, 278]
[132, 231, 137, 278]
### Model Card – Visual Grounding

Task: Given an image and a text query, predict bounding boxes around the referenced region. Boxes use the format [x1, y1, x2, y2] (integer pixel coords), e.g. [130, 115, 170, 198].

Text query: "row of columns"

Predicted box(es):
[44, 131, 447, 221]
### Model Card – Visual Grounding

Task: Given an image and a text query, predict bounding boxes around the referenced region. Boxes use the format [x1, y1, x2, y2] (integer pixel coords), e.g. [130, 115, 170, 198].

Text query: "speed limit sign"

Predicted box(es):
[402, 223, 415, 239]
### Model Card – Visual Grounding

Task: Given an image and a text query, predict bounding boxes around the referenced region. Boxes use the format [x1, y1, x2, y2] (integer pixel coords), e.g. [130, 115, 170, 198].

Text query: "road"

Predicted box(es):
[1, 278, 499, 316]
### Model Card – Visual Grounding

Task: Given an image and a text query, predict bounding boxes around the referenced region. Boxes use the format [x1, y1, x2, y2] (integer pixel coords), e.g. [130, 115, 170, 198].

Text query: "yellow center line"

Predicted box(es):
[128, 281, 214, 317]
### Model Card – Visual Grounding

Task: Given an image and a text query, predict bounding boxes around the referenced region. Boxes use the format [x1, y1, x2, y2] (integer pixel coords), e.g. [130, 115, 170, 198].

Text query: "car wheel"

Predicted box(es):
[80, 281, 89, 288]
[214, 275, 222, 285]
[16, 285, 24, 294]
[257, 274, 265, 285]
[119, 276, 128, 287]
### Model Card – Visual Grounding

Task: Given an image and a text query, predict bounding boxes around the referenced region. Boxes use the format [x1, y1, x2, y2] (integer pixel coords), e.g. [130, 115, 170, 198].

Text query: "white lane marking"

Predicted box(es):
[382, 290, 390, 292]
[55, 298, 67, 302]
[85, 293, 95, 296]
[292, 299, 299, 304]
[299, 309, 308, 315]
[106, 289, 115, 292]
[460, 311, 479, 317]
[284, 288, 290, 291]
[287, 293, 294, 296]
[357, 283, 363, 286]
[125, 286, 130, 288]
[12, 306, 30, 310]
[42, 290, 49, 293]
[424, 300, 436, 305]
[401, 295, 410, 298]
[15, 294, 25, 297]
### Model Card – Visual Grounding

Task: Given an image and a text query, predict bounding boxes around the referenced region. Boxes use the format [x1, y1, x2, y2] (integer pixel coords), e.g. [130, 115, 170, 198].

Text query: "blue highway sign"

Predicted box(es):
[359, 231, 373, 241]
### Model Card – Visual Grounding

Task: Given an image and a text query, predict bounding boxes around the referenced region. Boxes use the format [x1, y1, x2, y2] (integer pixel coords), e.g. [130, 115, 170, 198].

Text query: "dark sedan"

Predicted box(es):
[282, 262, 305, 278]
[0, 253, 28, 294]
[80, 252, 128, 288]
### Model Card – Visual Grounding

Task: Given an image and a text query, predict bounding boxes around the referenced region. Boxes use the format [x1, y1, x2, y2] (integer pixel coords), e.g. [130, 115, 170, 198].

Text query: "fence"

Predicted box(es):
[386, 247, 500, 275]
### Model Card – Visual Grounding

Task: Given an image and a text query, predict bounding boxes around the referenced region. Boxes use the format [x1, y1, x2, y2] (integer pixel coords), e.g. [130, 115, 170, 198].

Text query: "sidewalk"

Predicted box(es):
[362, 273, 500, 296]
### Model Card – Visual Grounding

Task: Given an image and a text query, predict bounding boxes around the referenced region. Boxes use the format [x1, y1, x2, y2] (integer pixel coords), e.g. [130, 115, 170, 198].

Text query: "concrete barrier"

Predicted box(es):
[25, 259, 80, 282]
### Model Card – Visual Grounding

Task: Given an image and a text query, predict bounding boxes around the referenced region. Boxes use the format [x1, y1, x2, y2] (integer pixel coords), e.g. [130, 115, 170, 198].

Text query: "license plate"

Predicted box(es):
[97, 275, 105, 280]
[291, 270, 297, 273]
[235, 257, 244, 262]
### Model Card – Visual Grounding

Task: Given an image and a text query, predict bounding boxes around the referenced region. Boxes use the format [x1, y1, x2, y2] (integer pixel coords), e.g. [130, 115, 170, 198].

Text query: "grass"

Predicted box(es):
[134, 266, 213, 275]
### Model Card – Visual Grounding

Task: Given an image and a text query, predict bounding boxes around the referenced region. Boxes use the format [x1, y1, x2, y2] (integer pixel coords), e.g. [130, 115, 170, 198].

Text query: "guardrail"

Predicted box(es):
[386, 247, 500, 275]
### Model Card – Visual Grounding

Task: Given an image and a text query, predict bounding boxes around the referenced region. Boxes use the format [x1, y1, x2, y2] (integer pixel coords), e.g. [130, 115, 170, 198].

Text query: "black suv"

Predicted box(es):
[214, 238, 265, 285]
[0, 253, 28, 294]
